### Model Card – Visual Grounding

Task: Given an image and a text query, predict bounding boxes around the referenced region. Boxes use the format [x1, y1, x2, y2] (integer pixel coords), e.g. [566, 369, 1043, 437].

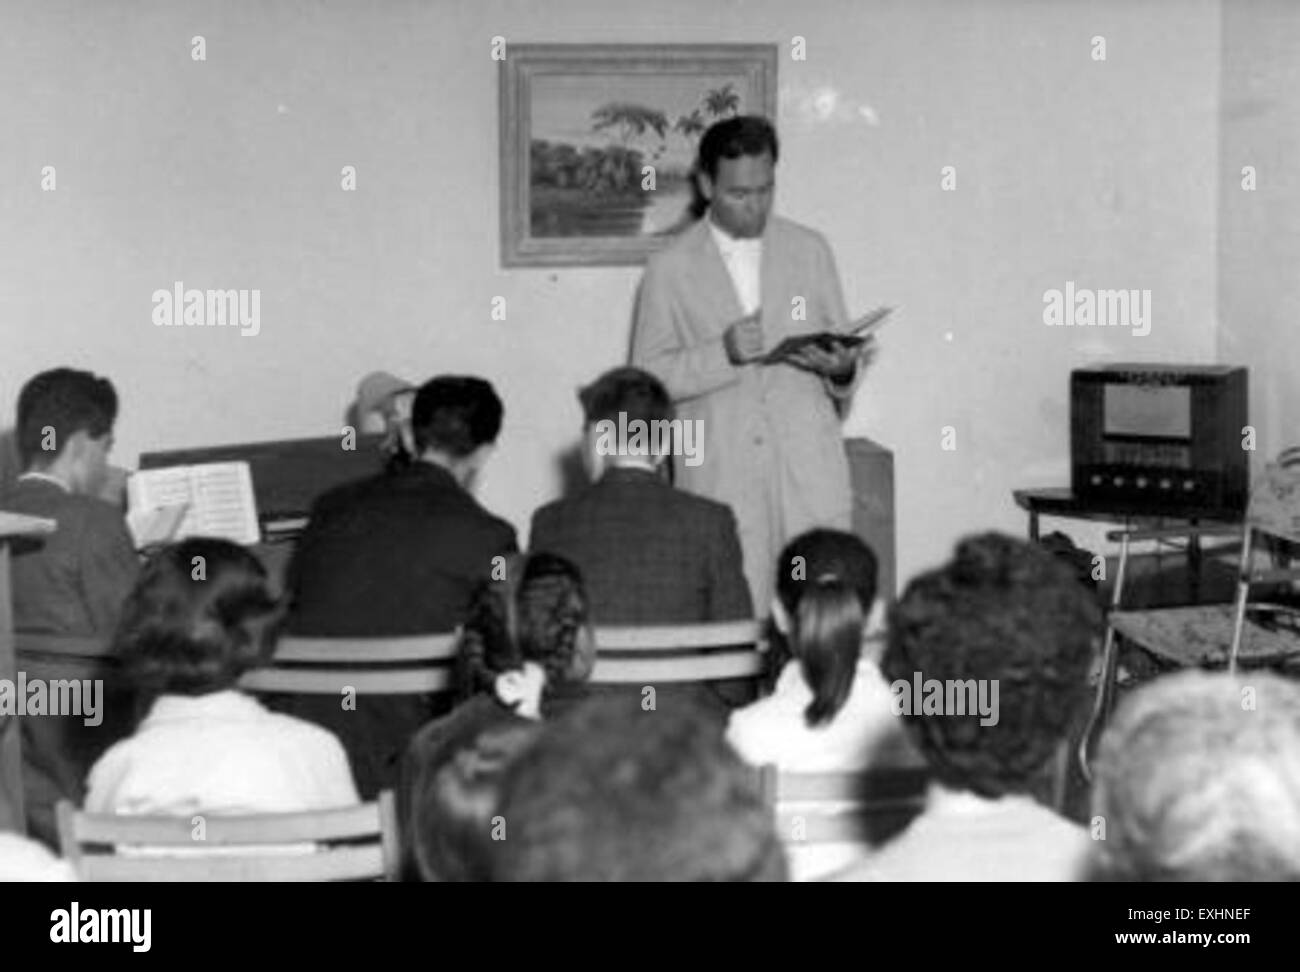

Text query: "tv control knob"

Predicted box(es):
[1136, 477, 1148, 489]
[1159, 478, 1172, 490]
[1113, 476, 1125, 487]
[1090, 474, 1103, 486]
[1183, 480, 1196, 492]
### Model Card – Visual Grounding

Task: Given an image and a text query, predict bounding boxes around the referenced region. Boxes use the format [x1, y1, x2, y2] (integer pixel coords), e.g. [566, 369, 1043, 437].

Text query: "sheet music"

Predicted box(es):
[127, 462, 259, 546]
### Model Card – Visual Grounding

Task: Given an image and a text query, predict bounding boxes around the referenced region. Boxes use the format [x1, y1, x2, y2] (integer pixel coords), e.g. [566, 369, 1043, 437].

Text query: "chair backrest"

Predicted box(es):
[588, 620, 764, 684]
[238, 633, 459, 695]
[14, 633, 117, 683]
[758, 764, 928, 845]
[56, 791, 400, 881]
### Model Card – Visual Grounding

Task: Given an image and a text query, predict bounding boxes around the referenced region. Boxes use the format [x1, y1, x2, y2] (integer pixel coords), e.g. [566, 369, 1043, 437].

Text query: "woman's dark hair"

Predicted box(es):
[413, 721, 542, 881]
[456, 552, 592, 704]
[773, 529, 878, 728]
[113, 538, 281, 698]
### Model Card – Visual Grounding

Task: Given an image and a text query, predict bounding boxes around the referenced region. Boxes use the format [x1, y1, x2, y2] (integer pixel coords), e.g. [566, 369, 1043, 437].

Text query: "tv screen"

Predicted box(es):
[1103, 384, 1192, 439]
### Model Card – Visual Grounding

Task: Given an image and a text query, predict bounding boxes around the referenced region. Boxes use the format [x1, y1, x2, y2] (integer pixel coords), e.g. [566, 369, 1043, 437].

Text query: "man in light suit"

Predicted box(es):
[631, 116, 872, 611]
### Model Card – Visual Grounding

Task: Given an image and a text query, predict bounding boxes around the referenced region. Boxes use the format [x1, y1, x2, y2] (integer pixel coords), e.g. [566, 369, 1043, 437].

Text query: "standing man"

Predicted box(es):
[631, 115, 872, 611]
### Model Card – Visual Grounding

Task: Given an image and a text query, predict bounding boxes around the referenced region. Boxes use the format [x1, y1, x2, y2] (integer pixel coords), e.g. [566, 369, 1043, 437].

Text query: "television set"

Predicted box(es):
[1070, 364, 1248, 517]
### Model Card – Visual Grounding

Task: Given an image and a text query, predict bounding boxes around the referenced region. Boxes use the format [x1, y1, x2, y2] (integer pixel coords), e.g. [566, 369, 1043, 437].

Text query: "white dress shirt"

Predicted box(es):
[85, 690, 360, 817]
[831, 783, 1092, 882]
[708, 217, 763, 316]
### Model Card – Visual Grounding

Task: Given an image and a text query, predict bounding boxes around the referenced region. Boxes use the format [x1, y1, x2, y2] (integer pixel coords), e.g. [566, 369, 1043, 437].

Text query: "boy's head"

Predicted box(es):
[16, 368, 119, 495]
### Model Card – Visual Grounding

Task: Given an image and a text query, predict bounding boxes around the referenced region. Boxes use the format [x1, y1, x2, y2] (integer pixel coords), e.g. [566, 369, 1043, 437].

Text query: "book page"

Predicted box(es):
[127, 462, 259, 546]
[191, 463, 260, 545]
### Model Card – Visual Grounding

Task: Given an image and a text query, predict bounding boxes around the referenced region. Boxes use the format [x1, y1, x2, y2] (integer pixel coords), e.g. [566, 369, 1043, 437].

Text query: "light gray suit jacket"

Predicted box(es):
[630, 215, 859, 608]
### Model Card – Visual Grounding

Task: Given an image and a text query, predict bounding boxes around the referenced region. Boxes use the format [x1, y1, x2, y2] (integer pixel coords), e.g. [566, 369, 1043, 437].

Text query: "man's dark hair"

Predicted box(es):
[493, 695, 787, 881]
[698, 115, 779, 180]
[577, 366, 674, 428]
[774, 529, 878, 728]
[115, 538, 280, 699]
[883, 532, 1101, 799]
[15, 368, 118, 468]
[411, 376, 503, 458]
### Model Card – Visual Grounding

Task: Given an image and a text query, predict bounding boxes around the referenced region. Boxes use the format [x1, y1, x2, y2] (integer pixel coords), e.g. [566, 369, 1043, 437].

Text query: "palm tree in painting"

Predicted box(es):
[590, 103, 670, 148]
[702, 84, 741, 119]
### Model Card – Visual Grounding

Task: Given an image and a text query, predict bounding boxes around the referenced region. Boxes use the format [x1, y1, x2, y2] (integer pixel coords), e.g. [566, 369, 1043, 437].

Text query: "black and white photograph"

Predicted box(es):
[0, 0, 1295, 938]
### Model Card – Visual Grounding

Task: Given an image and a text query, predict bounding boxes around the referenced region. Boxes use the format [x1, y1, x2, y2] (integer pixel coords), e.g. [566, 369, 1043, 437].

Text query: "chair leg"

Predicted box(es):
[1229, 530, 1254, 676]
[1078, 534, 1132, 782]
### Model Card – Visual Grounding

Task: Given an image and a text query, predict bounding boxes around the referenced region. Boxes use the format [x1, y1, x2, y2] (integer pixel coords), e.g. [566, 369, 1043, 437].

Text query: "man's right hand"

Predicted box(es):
[723, 311, 764, 365]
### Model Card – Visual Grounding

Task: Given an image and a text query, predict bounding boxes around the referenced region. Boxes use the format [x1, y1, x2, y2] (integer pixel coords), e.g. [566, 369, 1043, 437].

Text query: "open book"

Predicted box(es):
[126, 462, 260, 548]
[762, 305, 893, 365]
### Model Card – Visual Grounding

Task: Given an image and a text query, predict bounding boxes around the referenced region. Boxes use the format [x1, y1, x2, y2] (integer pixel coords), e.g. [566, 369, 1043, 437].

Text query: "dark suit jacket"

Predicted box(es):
[529, 465, 756, 715]
[273, 462, 518, 798]
[1, 475, 140, 845]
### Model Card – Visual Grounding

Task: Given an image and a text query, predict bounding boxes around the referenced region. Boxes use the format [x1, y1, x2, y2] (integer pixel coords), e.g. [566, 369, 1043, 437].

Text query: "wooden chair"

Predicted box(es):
[1079, 462, 1300, 778]
[758, 762, 928, 845]
[588, 620, 765, 684]
[56, 791, 400, 881]
[238, 633, 459, 695]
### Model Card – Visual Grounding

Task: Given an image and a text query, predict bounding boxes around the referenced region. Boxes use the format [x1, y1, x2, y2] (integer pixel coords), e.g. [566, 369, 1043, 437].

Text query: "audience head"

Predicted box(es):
[411, 375, 503, 488]
[412, 720, 542, 882]
[114, 538, 280, 699]
[15, 368, 118, 493]
[772, 529, 878, 728]
[355, 370, 416, 464]
[577, 366, 674, 479]
[884, 532, 1101, 800]
[696, 115, 778, 239]
[1091, 669, 1300, 882]
[457, 552, 595, 718]
[494, 695, 787, 881]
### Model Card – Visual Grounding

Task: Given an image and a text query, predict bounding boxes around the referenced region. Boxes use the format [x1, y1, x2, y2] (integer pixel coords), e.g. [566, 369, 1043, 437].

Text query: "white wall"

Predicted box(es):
[0, 0, 1222, 585]
[1219, 0, 1300, 466]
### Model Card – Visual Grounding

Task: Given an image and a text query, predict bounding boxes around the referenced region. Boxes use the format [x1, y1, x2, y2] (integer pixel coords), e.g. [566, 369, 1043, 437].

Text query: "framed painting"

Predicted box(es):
[500, 43, 778, 267]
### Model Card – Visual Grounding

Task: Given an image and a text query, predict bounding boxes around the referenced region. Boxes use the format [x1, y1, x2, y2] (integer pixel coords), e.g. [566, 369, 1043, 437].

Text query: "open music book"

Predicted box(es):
[126, 461, 260, 548]
[762, 305, 893, 365]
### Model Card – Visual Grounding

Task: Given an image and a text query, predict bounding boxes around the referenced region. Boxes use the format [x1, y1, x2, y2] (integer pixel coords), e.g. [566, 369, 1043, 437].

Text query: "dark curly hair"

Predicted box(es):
[113, 538, 281, 699]
[884, 532, 1102, 798]
[494, 695, 787, 882]
[456, 552, 593, 704]
[413, 720, 543, 882]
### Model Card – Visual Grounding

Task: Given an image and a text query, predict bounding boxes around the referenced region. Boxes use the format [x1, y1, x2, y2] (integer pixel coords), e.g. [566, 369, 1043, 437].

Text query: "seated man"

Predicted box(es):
[278, 375, 517, 797]
[833, 532, 1102, 882]
[529, 366, 754, 714]
[2, 368, 140, 844]
[1089, 669, 1300, 882]
[493, 694, 786, 881]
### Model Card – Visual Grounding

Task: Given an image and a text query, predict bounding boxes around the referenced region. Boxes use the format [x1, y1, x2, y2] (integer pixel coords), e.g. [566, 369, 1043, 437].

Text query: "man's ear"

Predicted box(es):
[696, 168, 715, 203]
